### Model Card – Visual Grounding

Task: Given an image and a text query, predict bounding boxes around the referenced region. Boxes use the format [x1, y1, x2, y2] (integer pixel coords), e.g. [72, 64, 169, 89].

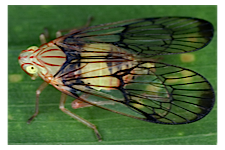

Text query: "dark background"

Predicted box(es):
[8, 5, 217, 145]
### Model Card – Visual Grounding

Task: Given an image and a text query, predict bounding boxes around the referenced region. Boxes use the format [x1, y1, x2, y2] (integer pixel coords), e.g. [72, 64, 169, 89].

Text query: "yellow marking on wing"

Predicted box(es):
[181, 70, 194, 83]
[165, 76, 180, 84]
[132, 103, 144, 109]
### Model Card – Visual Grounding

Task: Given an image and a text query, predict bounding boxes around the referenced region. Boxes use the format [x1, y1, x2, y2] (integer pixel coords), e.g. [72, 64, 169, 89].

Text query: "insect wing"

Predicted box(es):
[54, 58, 215, 124]
[56, 17, 213, 56]
[51, 17, 214, 124]
[128, 61, 215, 124]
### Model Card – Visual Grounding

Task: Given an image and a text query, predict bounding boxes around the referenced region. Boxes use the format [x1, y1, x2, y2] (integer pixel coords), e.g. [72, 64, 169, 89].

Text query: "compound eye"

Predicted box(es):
[26, 65, 38, 74]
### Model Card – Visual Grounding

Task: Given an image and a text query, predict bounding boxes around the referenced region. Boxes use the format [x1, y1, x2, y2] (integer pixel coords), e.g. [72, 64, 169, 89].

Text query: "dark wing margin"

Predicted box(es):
[56, 60, 215, 124]
[123, 61, 215, 124]
[53, 17, 214, 124]
[57, 17, 214, 56]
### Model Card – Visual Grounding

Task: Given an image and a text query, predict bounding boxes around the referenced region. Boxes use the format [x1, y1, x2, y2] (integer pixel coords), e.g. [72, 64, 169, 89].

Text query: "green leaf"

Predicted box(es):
[8, 5, 217, 145]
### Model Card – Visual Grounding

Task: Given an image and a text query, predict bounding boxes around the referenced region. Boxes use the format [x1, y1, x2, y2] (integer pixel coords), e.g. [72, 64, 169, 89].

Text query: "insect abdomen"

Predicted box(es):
[77, 44, 135, 91]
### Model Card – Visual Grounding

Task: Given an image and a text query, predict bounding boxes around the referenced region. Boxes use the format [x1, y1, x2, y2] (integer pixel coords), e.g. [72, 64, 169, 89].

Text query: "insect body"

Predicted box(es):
[18, 17, 215, 141]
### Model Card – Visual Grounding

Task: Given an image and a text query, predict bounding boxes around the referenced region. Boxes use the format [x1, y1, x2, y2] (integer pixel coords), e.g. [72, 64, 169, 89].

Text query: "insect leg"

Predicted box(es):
[39, 32, 48, 44]
[71, 94, 91, 109]
[71, 95, 116, 109]
[59, 92, 102, 141]
[27, 81, 48, 124]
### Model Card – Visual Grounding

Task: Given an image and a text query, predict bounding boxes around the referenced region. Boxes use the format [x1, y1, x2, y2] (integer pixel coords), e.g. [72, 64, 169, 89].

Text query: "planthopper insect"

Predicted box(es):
[18, 17, 215, 141]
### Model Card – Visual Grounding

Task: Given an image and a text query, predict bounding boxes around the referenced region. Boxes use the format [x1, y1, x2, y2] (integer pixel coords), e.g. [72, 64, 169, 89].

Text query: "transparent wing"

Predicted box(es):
[55, 17, 214, 56]
[52, 17, 214, 124]
[54, 57, 215, 124]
